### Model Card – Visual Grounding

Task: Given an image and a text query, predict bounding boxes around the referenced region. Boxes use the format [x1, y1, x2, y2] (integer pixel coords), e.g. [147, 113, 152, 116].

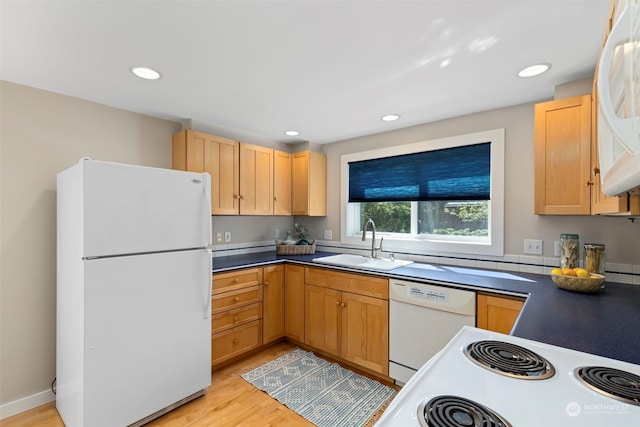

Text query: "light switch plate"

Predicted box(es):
[216, 232, 223, 243]
[324, 230, 332, 240]
[524, 239, 543, 255]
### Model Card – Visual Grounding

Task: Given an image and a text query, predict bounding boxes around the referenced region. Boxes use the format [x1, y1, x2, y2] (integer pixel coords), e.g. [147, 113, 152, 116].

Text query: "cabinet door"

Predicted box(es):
[273, 150, 292, 215]
[263, 265, 284, 344]
[172, 130, 240, 215]
[206, 135, 240, 215]
[476, 294, 524, 334]
[284, 264, 305, 342]
[534, 95, 592, 215]
[292, 151, 327, 216]
[240, 143, 273, 215]
[305, 284, 341, 357]
[341, 292, 389, 376]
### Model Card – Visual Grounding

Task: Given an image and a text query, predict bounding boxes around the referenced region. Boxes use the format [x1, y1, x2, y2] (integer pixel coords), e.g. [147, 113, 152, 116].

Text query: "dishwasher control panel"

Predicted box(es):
[407, 285, 449, 303]
[389, 279, 476, 314]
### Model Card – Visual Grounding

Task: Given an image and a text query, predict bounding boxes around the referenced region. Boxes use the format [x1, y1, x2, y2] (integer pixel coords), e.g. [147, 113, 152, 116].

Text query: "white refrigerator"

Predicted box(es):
[56, 159, 212, 427]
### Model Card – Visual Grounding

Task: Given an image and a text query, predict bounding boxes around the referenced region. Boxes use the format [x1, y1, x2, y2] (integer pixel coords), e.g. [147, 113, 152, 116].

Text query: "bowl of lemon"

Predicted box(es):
[550, 267, 605, 293]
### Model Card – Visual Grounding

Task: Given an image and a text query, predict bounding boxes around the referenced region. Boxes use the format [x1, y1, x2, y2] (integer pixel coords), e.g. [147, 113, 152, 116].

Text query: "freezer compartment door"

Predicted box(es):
[82, 250, 211, 427]
[82, 160, 211, 257]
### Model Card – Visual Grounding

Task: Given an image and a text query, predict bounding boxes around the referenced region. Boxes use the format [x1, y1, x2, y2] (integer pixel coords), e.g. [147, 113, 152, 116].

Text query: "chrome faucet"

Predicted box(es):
[361, 218, 383, 258]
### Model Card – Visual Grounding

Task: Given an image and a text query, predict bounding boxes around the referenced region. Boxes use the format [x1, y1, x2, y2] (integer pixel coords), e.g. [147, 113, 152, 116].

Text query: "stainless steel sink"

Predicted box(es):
[312, 253, 413, 271]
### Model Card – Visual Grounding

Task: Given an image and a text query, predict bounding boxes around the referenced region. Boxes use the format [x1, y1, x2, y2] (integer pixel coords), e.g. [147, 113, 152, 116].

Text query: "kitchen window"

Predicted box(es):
[340, 128, 505, 256]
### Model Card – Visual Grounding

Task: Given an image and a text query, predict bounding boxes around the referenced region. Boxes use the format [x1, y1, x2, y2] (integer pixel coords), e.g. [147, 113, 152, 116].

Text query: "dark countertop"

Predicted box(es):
[212, 251, 640, 365]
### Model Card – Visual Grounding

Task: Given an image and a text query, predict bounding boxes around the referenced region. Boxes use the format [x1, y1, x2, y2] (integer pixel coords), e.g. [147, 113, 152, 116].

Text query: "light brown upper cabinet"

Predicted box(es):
[239, 143, 273, 215]
[172, 130, 240, 215]
[173, 130, 294, 215]
[292, 151, 327, 216]
[534, 95, 593, 215]
[273, 150, 292, 216]
[534, 95, 640, 215]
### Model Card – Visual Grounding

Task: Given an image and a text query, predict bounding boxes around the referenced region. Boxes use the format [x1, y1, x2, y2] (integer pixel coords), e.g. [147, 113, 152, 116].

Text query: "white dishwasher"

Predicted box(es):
[389, 279, 476, 384]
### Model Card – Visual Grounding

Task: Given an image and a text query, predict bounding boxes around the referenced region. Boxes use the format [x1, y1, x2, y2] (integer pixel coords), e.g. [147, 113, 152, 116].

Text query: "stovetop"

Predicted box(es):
[375, 326, 640, 426]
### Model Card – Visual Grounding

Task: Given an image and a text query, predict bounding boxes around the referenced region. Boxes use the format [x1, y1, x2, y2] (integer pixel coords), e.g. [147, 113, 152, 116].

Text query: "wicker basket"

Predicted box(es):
[551, 273, 605, 293]
[275, 240, 316, 255]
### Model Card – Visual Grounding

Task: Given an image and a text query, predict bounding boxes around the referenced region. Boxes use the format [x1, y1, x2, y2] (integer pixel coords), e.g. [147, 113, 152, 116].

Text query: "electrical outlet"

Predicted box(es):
[224, 231, 231, 242]
[323, 229, 332, 240]
[524, 239, 543, 255]
[216, 232, 223, 243]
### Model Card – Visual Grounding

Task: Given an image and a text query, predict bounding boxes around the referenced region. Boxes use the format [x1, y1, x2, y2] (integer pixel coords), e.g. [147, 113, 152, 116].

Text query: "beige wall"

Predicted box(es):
[0, 81, 181, 407]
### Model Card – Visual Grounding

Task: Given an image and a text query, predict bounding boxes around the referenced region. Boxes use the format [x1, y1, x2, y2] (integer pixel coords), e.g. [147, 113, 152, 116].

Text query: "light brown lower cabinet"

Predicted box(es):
[476, 293, 525, 334]
[263, 265, 285, 344]
[211, 268, 264, 367]
[304, 267, 389, 376]
[284, 264, 305, 342]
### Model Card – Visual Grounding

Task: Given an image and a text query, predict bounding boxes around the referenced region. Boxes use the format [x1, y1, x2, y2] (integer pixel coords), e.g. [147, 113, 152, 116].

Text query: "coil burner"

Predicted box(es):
[418, 395, 512, 427]
[575, 366, 640, 406]
[464, 340, 555, 380]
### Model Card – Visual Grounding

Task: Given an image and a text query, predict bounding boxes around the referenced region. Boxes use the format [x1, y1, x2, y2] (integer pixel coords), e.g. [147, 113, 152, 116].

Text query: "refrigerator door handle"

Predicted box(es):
[202, 172, 213, 248]
[205, 249, 212, 319]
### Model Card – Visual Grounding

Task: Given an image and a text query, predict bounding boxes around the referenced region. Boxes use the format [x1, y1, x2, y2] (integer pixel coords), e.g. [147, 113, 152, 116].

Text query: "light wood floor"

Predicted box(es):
[1, 341, 398, 427]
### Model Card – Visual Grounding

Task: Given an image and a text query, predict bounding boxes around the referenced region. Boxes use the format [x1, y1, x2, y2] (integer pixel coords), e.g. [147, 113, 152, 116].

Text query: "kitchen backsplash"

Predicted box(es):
[211, 240, 640, 286]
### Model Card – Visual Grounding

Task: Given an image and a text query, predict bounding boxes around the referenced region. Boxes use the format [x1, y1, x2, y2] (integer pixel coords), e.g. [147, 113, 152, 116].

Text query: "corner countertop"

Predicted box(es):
[212, 251, 640, 365]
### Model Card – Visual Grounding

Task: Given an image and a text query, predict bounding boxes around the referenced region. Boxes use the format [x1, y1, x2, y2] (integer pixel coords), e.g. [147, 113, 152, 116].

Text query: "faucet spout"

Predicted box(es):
[362, 218, 383, 258]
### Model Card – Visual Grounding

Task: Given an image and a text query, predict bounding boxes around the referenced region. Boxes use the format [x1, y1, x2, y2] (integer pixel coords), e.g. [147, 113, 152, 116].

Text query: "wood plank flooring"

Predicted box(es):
[1, 341, 398, 427]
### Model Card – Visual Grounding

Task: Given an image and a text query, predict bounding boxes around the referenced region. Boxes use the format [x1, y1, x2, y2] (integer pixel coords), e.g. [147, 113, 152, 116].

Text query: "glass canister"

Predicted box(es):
[584, 243, 605, 275]
[560, 234, 579, 269]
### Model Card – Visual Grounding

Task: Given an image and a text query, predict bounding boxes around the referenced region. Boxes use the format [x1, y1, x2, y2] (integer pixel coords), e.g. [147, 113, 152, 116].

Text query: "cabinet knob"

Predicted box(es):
[341, 302, 346, 308]
[335, 301, 340, 306]
[233, 278, 240, 283]
[587, 181, 594, 187]
[234, 297, 240, 302]
[233, 315, 239, 322]
[234, 194, 240, 199]
[232, 339, 239, 345]
[593, 167, 600, 175]
[274, 196, 278, 202]
[264, 281, 269, 286]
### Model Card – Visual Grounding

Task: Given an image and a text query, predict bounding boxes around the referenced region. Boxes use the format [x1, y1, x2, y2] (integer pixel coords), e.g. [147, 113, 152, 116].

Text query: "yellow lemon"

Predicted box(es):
[562, 268, 577, 276]
[575, 268, 590, 278]
[550, 268, 562, 275]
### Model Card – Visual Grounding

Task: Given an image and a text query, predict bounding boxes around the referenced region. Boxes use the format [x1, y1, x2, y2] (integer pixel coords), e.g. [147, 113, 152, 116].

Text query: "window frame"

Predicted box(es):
[340, 128, 505, 256]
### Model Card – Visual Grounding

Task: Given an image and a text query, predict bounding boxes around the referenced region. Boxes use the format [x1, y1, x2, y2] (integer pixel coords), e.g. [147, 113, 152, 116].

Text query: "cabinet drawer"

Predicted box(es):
[305, 267, 388, 299]
[211, 320, 262, 366]
[212, 285, 262, 314]
[212, 268, 263, 294]
[212, 302, 263, 334]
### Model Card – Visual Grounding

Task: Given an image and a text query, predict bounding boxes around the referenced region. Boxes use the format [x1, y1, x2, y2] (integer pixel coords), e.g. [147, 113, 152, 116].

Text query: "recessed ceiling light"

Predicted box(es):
[284, 130, 300, 136]
[518, 63, 551, 78]
[381, 114, 400, 122]
[131, 66, 161, 80]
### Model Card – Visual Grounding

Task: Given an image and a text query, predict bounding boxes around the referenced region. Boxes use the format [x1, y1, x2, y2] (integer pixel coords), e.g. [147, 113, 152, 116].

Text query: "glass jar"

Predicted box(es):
[584, 243, 605, 275]
[560, 234, 579, 269]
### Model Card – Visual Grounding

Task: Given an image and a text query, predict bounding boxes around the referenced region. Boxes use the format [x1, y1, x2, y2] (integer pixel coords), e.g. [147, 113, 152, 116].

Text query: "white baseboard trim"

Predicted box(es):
[0, 389, 55, 420]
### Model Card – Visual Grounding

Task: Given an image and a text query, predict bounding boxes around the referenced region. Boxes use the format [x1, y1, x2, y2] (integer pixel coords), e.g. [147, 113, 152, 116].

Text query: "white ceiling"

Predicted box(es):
[0, 0, 611, 145]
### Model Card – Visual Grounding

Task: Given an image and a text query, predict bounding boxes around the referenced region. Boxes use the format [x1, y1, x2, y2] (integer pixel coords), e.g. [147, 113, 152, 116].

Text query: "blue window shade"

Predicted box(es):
[348, 142, 491, 202]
